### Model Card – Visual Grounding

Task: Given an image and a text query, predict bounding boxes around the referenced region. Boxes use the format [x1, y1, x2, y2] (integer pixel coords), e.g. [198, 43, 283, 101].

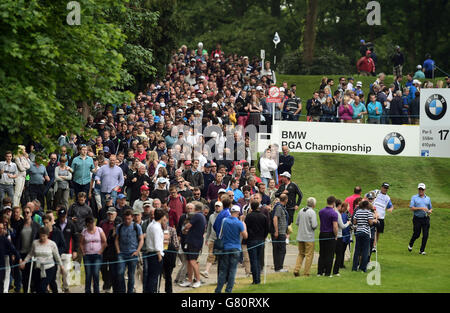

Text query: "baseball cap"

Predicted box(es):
[140, 185, 150, 191]
[103, 146, 110, 153]
[186, 99, 193, 104]
[211, 102, 218, 108]
[117, 109, 125, 115]
[356, 81, 363, 87]
[143, 200, 153, 207]
[381, 182, 390, 189]
[184, 160, 192, 166]
[132, 208, 142, 215]
[3, 206, 12, 211]
[58, 208, 67, 216]
[279, 87, 285, 92]
[366, 192, 375, 200]
[98, 120, 105, 125]
[256, 86, 263, 91]
[230, 205, 241, 213]
[280, 172, 291, 178]
[215, 201, 223, 207]
[413, 79, 422, 85]
[418, 183, 426, 189]
[417, 65, 422, 69]
[157, 177, 167, 184]
[117, 194, 126, 199]
[218, 188, 227, 194]
[204, 163, 211, 168]
[348, 77, 354, 81]
[107, 207, 117, 214]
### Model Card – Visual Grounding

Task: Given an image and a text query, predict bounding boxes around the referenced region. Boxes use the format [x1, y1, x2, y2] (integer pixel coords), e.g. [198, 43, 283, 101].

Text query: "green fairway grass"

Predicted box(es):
[191, 152, 450, 293]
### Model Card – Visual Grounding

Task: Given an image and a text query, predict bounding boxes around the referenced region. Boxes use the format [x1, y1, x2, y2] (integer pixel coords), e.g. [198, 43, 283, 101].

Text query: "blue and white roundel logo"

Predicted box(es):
[425, 94, 447, 120]
[383, 132, 405, 155]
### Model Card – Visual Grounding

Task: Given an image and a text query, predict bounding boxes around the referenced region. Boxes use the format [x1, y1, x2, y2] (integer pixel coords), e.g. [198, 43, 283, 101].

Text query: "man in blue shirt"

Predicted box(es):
[115, 209, 144, 293]
[71, 145, 95, 197]
[215, 205, 247, 293]
[226, 178, 244, 202]
[408, 183, 432, 255]
[423, 54, 435, 79]
[367, 93, 383, 124]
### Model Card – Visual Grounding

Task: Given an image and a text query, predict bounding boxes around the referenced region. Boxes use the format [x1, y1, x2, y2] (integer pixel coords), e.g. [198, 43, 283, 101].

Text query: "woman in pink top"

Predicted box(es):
[338, 96, 354, 122]
[80, 217, 106, 293]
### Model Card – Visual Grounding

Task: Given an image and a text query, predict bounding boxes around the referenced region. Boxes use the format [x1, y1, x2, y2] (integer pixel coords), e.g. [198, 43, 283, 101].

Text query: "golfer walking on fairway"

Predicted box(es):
[408, 183, 432, 255]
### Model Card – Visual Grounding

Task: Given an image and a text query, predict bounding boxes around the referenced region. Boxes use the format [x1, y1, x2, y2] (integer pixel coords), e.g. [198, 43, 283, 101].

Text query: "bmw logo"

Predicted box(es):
[383, 132, 405, 155]
[425, 94, 447, 120]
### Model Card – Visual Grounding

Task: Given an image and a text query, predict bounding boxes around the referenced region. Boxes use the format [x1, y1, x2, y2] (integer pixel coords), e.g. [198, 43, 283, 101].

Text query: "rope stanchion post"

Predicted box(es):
[264, 239, 268, 284]
[27, 257, 35, 294]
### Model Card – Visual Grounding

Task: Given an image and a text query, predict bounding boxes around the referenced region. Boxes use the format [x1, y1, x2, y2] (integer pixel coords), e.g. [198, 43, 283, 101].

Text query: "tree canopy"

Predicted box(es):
[0, 0, 180, 156]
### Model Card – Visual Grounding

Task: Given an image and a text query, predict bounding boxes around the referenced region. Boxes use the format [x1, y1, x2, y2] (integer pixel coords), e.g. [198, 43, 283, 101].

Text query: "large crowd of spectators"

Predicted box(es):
[0, 42, 446, 294]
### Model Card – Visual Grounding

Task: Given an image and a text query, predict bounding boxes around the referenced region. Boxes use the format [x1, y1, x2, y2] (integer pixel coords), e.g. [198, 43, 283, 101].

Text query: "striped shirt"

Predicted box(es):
[354, 209, 374, 237]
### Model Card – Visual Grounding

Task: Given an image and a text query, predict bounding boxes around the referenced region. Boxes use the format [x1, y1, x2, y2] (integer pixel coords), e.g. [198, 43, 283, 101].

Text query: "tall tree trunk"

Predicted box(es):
[303, 0, 319, 65]
[271, 0, 281, 17]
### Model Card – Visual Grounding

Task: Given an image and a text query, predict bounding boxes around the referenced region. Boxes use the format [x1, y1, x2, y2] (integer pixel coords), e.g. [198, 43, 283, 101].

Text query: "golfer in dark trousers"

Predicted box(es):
[408, 183, 432, 255]
[245, 200, 269, 284]
[317, 196, 338, 277]
[272, 194, 289, 272]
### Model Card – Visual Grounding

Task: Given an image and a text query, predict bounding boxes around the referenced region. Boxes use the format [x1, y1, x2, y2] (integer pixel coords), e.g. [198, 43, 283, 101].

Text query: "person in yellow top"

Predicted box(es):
[228, 107, 237, 126]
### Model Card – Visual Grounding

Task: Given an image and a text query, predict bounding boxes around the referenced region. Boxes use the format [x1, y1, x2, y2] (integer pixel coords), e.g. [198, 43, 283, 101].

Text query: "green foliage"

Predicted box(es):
[0, 0, 134, 156]
[175, 0, 449, 76]
[175, 0, 303, 63]
[278, 48, 353, 75]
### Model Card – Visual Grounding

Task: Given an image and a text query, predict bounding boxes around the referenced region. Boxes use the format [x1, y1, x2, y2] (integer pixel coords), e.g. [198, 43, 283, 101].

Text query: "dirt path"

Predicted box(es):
[69, 241, 320, 293]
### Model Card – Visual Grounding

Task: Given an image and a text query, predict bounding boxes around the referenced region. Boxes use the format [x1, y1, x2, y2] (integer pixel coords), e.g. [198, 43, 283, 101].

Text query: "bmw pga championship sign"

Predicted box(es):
[270, 121, 420, 157]
[420, 89, 450, 157]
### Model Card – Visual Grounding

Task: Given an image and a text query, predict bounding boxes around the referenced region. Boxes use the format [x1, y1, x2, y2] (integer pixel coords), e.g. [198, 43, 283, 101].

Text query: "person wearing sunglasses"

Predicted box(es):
[15, 207, 40, 292]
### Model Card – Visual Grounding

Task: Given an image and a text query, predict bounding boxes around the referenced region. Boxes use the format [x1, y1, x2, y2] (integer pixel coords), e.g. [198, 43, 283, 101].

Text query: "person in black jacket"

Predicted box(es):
[275, 172, 303, 226]
[245, 200, 269, 285]
[0, 222, 20, 293]
[306, 92, 322, 122]
[54, 208, 79, 293]
[278, 145, 294, 175]
[390, 91, 404, 125]
[125, 164, 153, 206]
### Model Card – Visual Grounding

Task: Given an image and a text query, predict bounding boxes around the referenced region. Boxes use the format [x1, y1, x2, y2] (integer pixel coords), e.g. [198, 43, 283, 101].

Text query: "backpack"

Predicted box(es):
[117, 222, 140, 244]
[269, 202, 289, 234]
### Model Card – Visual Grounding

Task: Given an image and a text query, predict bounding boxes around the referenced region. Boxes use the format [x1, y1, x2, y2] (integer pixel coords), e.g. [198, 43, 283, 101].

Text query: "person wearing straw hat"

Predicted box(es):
[408, 183, 432, 255]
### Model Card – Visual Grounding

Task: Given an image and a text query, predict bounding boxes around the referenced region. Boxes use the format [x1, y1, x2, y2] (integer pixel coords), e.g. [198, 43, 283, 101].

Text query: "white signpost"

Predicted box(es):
[420, 89, 450, 157]
[273, 32, 280, 65]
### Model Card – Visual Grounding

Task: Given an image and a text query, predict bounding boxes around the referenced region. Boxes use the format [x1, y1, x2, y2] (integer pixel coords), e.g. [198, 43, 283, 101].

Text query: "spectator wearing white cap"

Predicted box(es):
[214, 204, 247, 293]
[408, 183, 432, 255]
[275, 171, 303, 226]
[201, 200, 223, 279]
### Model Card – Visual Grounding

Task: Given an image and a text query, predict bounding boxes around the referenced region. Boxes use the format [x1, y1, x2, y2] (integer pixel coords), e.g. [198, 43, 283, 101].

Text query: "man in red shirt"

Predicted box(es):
[134, 143, 147, 162]
[168, 185, 186, 227]
[345, 186, 362, 216]
[357, 50, 375, 76]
